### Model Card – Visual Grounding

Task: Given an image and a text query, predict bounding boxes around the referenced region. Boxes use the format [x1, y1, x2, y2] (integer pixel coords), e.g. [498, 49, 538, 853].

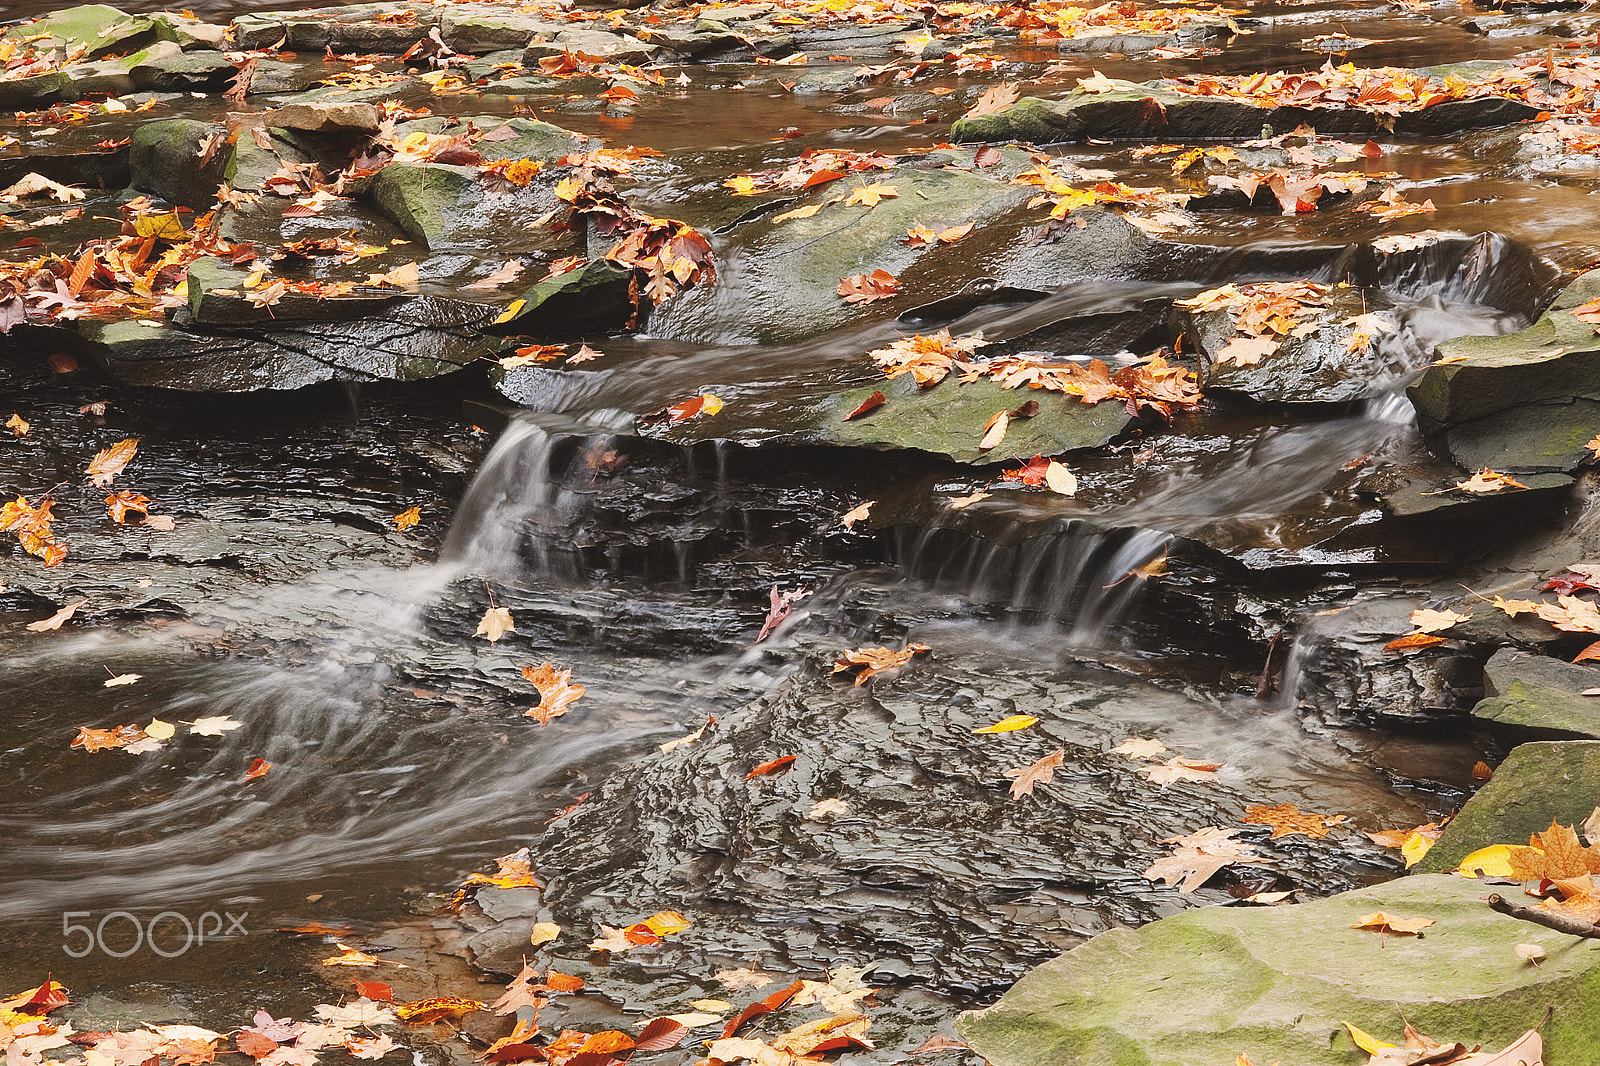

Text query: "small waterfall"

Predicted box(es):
[439, 413, 628, 581]
[892, 521, 1172, 645]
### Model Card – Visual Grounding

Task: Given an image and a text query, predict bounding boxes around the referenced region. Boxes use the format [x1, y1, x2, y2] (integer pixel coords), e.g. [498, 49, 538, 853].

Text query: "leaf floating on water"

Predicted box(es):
[1004, 747, 1064, 798]
[948, 491, 991, 509]
[1112, 737, 1168, 760]
[191, 715, 242, 736]
[144, 718, 176, 741]
[103, 673, 141, 688]
[1241, 802, 1346, 839]
[974, 714, 1039, 734]
[26, 599, 87, 632]
[745, 755, 796, 780]
[756, 584, 811, 643]
[1144, 826, 1268, 893]
[833, 643, 930, 684]
[1043, 460, 1077, 496]
[1384, 631, 1447, 652]
[392, 506, 420, 530]
[243, 757, 273, 782]
[322, 944, 385, 967]
[639, 393, 724, 426]
[475, 606, 514, 643]
[522, 663, 584, 724]
[840, 500, 874, 529]
[71, 724, 147, 752]
[1139, 756, 1222, 784]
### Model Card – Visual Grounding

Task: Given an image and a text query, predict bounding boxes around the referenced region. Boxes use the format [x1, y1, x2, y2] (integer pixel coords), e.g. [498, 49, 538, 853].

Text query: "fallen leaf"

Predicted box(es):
[840, 500, 874, 529]
[103, 673, 142, 687]
[1350, 911, 1435, 935]
[27, 599, 87, 632]
[85, 438, 139, 487]
[842, 183, 898, 207]
[522, 662, 585, 724]
[963, 81, 1020, 119]
[476, 606, 514, 642]
[1004, 747, 1064, 798]
[529, 922, 560, 947]
[807, 798, 850, 819]
[394, 997, 483, 1023]
[1139, 756, 1222, 784]
[191, 715, 242, 736]
[144, 718, 175, 740]
[974, 714, 1039, 734]
[6, 413, 28, 436]
[243, 757, 273, 782]
[1144, 826, 1268, 892]
[745, 755, 796, 779]
[714, 968, 774, 992]
[1242, 802, 1346, 839]
[1515, 942, 1547, 964]
[833, 643, 931, 684]
[393, 506, 421, 530]
[1043, 460, 1077, 496]
[1452, 468, 1528, 494]
[836, 269, 900, 304]
[1384, 631, 1447, 652]
[844, 391, 886, 420]
[1113, 738, 1168, 759]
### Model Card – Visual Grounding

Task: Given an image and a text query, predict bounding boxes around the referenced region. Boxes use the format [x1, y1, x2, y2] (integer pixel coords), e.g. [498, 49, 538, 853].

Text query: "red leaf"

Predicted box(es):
[635, 1019, 689, 1052]
[802, 169, 845, 188]
[974, 145, 1001, 168]
[354, 981, 393, 1002]
[242, 757, 273, 782]
[1575, 641, 1600, 664]
[235, 1031, 278, 1060]
[744, 755, 796, 780]
[844, 391, 886, 420]
[721, 980, 805, 1038]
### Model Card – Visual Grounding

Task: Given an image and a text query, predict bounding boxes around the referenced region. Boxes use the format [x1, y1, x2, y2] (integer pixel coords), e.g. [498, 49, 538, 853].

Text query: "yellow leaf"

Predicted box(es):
[1342, 1022, 1395, 1054]
[529, 922, 560, 947]
[134, 211, 187, 240]
[1455, 844, 1519, 878]
[493, 300, 525, 325]
[773, 204, 823, 222]
[1401, 831, 1435, 868]
[144, 718, 176, 740]
[974, 714, 1039, 734]
[723, 176, 760, 195]
[476, 606, 515, 642]
[700, 394, 724, 416]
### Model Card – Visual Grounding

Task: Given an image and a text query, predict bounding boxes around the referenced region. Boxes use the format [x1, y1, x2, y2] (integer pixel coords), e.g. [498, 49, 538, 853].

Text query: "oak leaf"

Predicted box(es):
[833, 643, 930, 684]
[1144, 826, 1267, 892]
[963, 81, 1020, 118]
[1004, 747, 1064, 798]
[1242, 802, 1345, 839]
[836, 269, 900, 304]
[1139, 756, 1222, 784]
[522, 663, 584, 724]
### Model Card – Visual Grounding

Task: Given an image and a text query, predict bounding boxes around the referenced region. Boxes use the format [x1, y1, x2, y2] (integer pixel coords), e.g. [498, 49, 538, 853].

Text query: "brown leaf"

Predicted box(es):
[522, 663, 585, 724]
[836, 269, 900, 304]
[973, 146, 1001, 168]
[476, 606, 514, 642]
[1241, 802, 1346, 839]
[27, 599, 87, 632]
[833, 643, 931, 684]
[1144, 826, 1267, 892]
[963, 81, 1020, 119]
[1004, 747, 1064, 799]
[242, 757, 273, 782]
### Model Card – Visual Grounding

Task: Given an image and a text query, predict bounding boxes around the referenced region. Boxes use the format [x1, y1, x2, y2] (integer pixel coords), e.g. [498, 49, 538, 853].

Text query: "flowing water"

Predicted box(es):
[0, 0, 1590, 1053]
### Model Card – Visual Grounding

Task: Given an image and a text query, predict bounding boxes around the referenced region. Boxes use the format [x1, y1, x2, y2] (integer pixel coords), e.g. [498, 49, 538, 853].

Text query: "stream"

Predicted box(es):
[2, 0, 1595, 1057]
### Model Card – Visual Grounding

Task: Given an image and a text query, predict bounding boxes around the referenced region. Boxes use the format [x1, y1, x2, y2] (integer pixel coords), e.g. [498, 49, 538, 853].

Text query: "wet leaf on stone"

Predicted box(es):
[745, 755, 796, 779]
[1139, 756, 1222, 784]
[1242, 803, 1346, 839]
[476, 606, 515, 642]
[1409, 608, 1470, 633]
[839, 500, 874, 529]
[963, 81, 1020, 118]
[836, 269, 900, 304]
[833, 643, 930, 684]
[1144, 826, 1267, 892]
[1349, 911, 1434, 935]
[522, 663, 584, 724]
[973, 714, 1038, 734]
[26, 599, 86, 631]
[84, 438, 138, 488]
[1004, 747, 1064, 798]
[392, 506, 420, 530]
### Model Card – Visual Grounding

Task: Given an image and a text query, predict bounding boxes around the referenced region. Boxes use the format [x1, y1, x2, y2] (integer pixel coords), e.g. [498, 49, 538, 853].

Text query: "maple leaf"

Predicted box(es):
[1144, 826, 1268, 892]
[836, 269, 900, 304]
[1350, 911, 1435, 935]
[314, 1001, 396, 1027]
[807, 798, 850, 819]
[964, 81, 1021, 118]
[832, 643, 931, 684]
[85, 438, 139, 487]
[476, 606, 514, 642]
[347, 1036, 400, 1060]
[1409, 608, 1470, 633]
[6, 413, 28, 436]
[1534, 594, 1600, 634]
[1452, 468, 1528, 494]
[1492, 596, 1541, 617]
[1139, 756, 1223, 784]
[1113, 737, 1168, 759]
[392, 506, 420, 530]
[522, 663, 585, 724]
[1216, 334, 1280, 366]
[1242, 802, 1346, 839]
[841, 183, 899, 208]
[104, 673, 142, 688]
[106, 491, 151, 524]
[840, 500, 874, 529]
[72, 724, 147, 751]
[246, 280, 288, 310]
[1004, 747, 1065, 798]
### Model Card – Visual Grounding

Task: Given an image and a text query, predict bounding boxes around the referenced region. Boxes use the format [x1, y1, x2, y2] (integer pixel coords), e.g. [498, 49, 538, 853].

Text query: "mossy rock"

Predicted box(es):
[1473, 648, 1600, 741]
[1413, 740, 1600, 872]
[959, 873, 1600, 1066]
[128, 119, 228, 208]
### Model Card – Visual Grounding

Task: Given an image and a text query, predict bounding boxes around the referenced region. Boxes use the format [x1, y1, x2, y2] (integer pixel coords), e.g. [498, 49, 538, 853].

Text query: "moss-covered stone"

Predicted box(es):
[1408, 267, 1600, 473]
[496, 259, 635, 336]
[1414, 741, 1600, 872]
[128, 119, 228, 208]
[5, 4, 155, 59]
[959, 873, 1600, 1066]
[1473, 648, 1600, 740]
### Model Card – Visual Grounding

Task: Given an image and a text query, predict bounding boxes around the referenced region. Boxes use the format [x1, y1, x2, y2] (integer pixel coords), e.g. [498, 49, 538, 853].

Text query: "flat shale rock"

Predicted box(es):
[1472, 647, 1600, 740]
[958, 873, 1600, 1066]
[1409, 267, 1600, 472]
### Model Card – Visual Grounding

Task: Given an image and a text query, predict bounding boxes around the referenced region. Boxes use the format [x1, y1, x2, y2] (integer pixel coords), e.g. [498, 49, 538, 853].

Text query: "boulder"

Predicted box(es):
[1409, 267, 1600, 472]
[128, 119, 229, 208]
[524, 28, 658, 65]
[260, 101, 381, 133]
[129, 50, 237, 92]
[1473, 648, 1600, 740]
[5, 5, 156, 59]
[440, 9, 565, 52]
[958, 873, 1600, 1066]
[1413, 740, 1600, 873]
[495, 259, 635, 337]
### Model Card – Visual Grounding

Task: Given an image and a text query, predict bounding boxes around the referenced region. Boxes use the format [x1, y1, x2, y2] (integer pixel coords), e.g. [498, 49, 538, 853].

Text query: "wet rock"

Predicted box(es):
[149, 12, 229, 51]
[0, 73, 68, 110]
[5, 5, 156, 60]
[130, 50, 236, 92]
[366, 163, 504, 247]
[1409, 267, 1600, 473]
[650, 374, 1133, 465]
[260, 101, 382, 134]
[494, 259, 635, 337]
[248, 59, 325, 95]
[77, 295, 495, 391]
[1053, 19, 1235, 54]
[1414, 741, 1600, 872]
[128, 119, 229, 209]
[1173, 285, 1418, 404]
[441, 9, 565, 53]
[952, 77, 1540, 145]
[958, 873, 1600, 1066]
[658, 152, 1029, 344]
[524, 28, 658, 65]
[1472, 647, 1600, 740]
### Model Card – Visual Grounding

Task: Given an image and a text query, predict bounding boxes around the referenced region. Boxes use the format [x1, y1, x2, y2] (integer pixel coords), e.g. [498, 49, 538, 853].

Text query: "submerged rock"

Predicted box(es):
[958, 873, 1600, 1066]
[1414, 740, 1600, 872]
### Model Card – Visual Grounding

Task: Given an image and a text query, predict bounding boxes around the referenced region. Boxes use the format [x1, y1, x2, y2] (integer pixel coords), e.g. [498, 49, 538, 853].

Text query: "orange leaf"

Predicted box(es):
[963, 81, 1020, 119]
[242, 757, 273, 782]
[844, 391, 886, 420]
[522, 663, 585, 725]
[354, 981, 393, 1002]
[744, 755, 796, 780]
[85, 438, 139, 488]
[1004, 747, 1064, 799]
[1385, 631, 1446, 651]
